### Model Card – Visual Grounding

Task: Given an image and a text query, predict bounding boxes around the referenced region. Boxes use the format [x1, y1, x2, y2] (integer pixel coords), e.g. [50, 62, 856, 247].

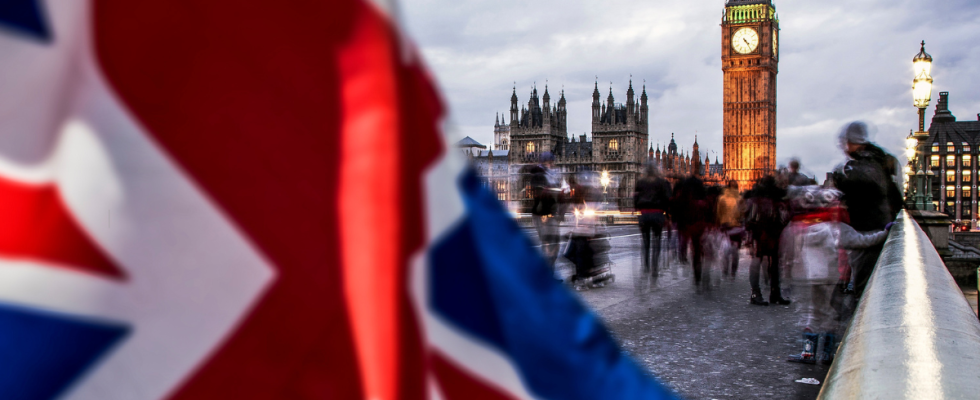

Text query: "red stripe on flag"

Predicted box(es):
[95, 0, 443, 398]
[430, 351, 519, 400]
[0, 176, 123, 279]
[337, 4, 403, 399]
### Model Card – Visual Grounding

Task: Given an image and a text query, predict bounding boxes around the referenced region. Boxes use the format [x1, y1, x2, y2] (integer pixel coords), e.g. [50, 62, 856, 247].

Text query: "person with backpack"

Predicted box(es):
[832, 121, 903, 296]
[634, 164, 672, 278]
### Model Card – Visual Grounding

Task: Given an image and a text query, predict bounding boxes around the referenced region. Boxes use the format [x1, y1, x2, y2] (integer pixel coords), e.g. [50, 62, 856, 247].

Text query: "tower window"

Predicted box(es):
[947, 170, 956, 182]
[948, 142, 955, 152]
[964, 187, 972, 199]
[963, 170, 972, 183]
[947, 156, 956, 167]
[932, 143, 939, 152]
[931, 155, 940, 167]
[964, 155, 972, 167]
[964, 142, 971, 152]
[947, 187, 956, 198]
[526, 142, 535, 153]
[609, 139, 619, 152]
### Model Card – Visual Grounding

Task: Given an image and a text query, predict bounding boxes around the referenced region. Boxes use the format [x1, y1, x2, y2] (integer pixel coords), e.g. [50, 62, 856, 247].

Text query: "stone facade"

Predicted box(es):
[920, 92, 980, 228]
[721, 0, 779, 191]
[506, 82, 647, 211]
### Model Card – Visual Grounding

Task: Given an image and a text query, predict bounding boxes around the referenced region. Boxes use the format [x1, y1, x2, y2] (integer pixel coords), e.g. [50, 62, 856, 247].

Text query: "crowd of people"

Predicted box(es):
[527, 121, 904, 366]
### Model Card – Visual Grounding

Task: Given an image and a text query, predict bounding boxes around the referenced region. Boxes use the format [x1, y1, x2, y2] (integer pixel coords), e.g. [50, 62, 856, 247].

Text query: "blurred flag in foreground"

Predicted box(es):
[0, 0, 675, 399]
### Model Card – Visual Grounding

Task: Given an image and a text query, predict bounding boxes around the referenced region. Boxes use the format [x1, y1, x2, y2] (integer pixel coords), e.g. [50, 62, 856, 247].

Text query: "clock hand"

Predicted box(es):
[744, 38, 750, 46]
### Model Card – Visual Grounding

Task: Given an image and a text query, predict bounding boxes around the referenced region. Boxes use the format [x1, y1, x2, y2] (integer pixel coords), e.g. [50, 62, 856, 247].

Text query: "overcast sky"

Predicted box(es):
[399, 0, 980, 180]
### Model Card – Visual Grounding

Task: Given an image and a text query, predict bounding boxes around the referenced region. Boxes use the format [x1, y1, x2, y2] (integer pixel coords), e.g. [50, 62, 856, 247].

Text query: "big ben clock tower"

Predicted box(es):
[721, 0, 779, 190]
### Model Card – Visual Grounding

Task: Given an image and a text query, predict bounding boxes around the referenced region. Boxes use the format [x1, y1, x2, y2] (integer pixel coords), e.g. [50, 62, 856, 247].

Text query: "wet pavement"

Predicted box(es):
[535, 224, 829, 399]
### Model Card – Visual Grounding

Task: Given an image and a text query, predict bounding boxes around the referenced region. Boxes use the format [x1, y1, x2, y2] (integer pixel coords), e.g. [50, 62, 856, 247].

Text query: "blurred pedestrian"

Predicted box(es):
[782, 186, 890, 364]
[530, 151, 561, 268]
[634, 164, 672, 278]
[832, 121, 903, 295]
[787, 158, 815, 187]
[716, 180, 743, 278]
[565, 171, 614, 289]
[744, 176, 791, 305]
[671, 175, 710, 290]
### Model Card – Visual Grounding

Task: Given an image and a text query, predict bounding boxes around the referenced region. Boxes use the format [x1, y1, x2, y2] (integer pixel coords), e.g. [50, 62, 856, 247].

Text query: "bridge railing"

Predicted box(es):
[818, 210, 980, 399]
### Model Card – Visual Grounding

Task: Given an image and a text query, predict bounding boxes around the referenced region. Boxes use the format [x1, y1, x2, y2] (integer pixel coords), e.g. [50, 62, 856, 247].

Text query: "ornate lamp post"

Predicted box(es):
[911, 41, 934, 211]
[600, 170, 610, 205]
[905, 131, 917, 207]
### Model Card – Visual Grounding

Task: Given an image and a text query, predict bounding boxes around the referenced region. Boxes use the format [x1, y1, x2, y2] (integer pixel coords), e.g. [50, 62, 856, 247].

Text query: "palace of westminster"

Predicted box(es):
[459, 82, 724, 212]
[460, 0, 781, 211]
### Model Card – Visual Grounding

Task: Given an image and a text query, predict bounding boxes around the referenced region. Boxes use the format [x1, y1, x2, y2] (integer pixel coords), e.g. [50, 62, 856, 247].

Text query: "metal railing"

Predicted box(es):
[818, 210, 980, 399]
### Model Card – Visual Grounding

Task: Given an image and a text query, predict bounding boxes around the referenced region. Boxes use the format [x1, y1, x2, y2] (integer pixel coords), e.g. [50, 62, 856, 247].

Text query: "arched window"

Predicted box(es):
[526, 142, 535, 153]
[609, 139, 619, 152]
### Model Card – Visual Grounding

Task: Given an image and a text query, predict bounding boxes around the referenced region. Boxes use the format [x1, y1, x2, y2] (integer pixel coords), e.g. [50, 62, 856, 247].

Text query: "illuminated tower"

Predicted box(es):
[721, 0, 779, 189]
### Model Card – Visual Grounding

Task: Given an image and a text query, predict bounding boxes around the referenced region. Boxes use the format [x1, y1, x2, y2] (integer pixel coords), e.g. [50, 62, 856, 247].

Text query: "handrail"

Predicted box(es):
[818, 210, 980, 399]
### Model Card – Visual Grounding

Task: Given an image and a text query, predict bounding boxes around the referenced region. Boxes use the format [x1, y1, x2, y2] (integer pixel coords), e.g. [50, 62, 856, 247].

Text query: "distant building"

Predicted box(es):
[922, 92, 980, 227]
[649, 133, 725, 185]
[456, 136, 509, 203]
[721, 0, 780, 190]
[505, 82, 650, 211]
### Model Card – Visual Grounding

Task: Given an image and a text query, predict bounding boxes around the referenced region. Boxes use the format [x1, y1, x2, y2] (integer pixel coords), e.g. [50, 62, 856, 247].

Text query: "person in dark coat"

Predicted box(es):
[634, 164, 672, 278]
[787, 158, 816, 187]
[832, 121, 903, 295]
[744, 175, 791, 305]
[671, 175, 711, 290]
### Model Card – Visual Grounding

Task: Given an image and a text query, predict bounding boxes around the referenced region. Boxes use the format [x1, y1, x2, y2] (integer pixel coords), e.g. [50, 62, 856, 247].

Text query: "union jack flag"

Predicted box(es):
[0, 0, 675, 399]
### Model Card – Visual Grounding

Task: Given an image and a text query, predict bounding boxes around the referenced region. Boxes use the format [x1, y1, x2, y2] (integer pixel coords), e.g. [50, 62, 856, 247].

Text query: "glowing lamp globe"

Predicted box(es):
[912, 41, 933, 109]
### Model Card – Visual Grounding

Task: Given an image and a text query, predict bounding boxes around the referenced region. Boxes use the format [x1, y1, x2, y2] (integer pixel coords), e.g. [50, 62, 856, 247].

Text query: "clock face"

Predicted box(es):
[731, 27, 759, 54]
[772, 28, 778, 57]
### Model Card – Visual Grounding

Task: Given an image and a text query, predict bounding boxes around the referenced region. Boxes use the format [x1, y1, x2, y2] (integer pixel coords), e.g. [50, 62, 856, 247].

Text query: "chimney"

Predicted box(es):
[933, 91, 956, 123]
[938, 92, 949, 112]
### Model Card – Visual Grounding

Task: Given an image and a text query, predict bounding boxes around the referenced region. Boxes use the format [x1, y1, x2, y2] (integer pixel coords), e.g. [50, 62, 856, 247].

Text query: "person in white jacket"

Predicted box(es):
[781, 186, 890, 364]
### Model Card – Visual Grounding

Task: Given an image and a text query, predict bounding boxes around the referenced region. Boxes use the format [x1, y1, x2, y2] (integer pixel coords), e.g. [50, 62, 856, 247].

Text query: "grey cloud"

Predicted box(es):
[401, 0, 980, 180]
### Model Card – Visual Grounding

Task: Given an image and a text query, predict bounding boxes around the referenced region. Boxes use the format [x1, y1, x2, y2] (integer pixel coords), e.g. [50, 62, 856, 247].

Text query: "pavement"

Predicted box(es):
[531, 224, 829, 400]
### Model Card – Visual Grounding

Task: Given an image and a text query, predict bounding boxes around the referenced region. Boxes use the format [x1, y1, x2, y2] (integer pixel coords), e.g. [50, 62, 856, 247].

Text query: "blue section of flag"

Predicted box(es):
[429, 169, 677, 400]
[0, 303, 129, 400]
[0, 0, 51, 42]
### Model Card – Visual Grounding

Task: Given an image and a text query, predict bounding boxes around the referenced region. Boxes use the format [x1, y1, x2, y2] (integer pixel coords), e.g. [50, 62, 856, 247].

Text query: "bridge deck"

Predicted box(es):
[540, 225, 829, 399]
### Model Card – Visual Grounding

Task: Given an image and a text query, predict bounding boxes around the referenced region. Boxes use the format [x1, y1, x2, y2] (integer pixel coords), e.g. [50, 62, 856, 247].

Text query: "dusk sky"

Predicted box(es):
[398, 0, 980, 180]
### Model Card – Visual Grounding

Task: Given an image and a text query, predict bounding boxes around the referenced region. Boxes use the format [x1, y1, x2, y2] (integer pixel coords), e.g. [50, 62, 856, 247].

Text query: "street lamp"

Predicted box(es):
[600, 171, 610, 205]
[912, 41, 933, 131]
[909, 41, 934, 211]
